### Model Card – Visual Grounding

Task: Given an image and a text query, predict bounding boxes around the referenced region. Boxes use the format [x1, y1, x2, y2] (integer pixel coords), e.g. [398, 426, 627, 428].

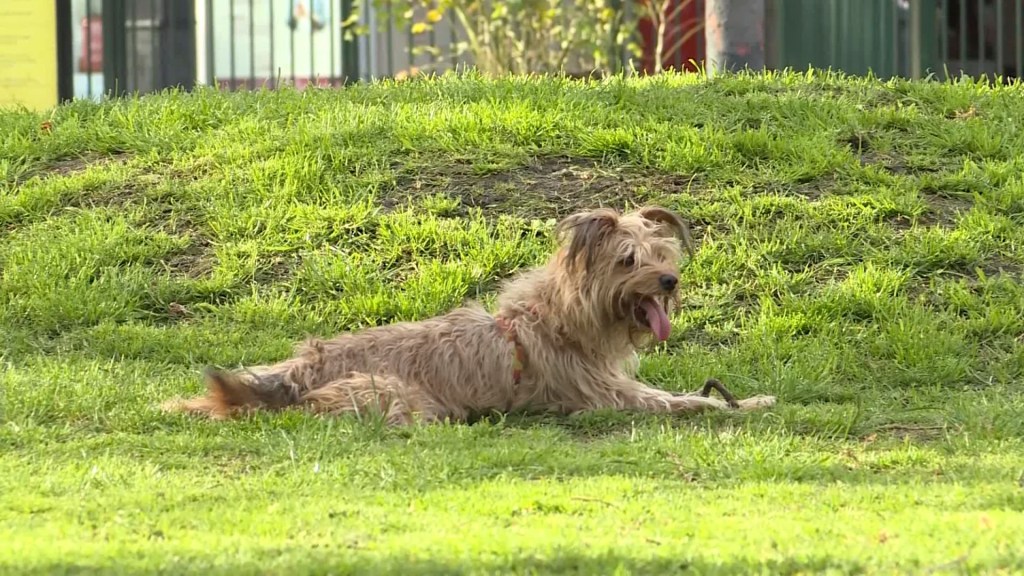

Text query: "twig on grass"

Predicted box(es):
[570, 496, 622, 509]
[698, 378, 741, 409]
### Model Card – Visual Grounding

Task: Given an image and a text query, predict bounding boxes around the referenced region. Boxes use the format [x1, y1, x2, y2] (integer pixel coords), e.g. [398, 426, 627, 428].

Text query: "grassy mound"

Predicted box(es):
[1, 71, 1023, 574]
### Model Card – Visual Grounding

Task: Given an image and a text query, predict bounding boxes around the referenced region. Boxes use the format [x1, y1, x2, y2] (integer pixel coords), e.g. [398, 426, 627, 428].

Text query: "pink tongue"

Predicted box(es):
[640, 299, 671, 342]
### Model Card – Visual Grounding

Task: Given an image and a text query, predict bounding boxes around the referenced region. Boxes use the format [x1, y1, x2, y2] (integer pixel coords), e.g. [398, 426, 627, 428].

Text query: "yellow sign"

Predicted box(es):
[0, 1, 59, 111]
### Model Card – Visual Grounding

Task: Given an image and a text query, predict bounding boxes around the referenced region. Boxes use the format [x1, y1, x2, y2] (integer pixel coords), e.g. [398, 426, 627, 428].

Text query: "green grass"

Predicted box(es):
[2, 69, 1024, 575]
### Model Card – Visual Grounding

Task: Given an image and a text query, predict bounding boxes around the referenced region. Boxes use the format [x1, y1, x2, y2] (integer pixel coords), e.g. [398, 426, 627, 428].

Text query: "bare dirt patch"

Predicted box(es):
[858, 151, 913, 175]
[163, 243, 214, 280]
[43, 152, 130, 178]
[384, 156, 706, 219]
[914, 193, 975, 229]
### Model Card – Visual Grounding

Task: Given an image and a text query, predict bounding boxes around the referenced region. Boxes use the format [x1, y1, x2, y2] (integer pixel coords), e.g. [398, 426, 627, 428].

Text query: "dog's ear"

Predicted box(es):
[556, 208, 619, 272]
[639, 205, 695, 258]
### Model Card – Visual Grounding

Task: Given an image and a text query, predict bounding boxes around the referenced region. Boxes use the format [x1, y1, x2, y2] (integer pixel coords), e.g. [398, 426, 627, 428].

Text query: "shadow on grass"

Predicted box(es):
[18, 543, 1021, 575]
[466, 407, 884, 442]
[6, 551, 887, 576]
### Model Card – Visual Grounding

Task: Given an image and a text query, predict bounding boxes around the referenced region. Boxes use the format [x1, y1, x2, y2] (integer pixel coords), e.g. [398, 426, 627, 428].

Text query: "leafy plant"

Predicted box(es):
[636, 0, 702, 74]
[356, 0, 653, 76]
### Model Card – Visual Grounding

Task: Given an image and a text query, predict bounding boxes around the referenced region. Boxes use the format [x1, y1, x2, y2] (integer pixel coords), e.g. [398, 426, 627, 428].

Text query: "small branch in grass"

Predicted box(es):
[570, 496, 622, 509]
[698, 378, 740, 409]
[922, 553, 969, 574]
[874, 424, 948, 432]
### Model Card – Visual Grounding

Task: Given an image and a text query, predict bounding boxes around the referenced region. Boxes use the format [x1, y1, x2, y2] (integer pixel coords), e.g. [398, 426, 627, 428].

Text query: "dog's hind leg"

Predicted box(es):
[160, 365, 301, 420]
[299, 372, 438, 426]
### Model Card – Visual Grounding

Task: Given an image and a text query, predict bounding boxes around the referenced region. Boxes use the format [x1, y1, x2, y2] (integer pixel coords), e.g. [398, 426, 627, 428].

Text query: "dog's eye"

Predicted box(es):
[621, 253, 636, 268]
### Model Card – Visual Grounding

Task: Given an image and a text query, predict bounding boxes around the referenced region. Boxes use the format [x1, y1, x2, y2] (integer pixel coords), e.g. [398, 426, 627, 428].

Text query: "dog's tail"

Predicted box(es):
[160, 367, 295, 419]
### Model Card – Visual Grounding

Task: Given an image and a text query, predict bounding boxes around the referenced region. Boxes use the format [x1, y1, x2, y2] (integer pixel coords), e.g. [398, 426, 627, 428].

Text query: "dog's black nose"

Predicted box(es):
[659, 274, 678, 292]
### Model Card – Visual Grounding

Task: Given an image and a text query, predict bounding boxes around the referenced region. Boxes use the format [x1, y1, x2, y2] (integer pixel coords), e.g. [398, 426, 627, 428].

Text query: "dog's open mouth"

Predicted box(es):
[635, 297, 671, 342]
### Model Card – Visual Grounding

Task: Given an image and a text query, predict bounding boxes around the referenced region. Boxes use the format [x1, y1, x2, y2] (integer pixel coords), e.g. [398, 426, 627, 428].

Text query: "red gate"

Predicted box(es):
[635, 0, 705, 73]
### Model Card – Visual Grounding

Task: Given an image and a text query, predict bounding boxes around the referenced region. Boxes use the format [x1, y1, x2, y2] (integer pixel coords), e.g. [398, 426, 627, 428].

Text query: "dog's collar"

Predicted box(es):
[495, 315, 526, 385]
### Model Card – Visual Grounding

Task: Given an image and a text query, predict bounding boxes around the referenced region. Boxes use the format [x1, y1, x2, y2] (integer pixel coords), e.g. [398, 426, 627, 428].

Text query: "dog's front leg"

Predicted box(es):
[615, 380, 775, 414]
[669, 392, 776, 412]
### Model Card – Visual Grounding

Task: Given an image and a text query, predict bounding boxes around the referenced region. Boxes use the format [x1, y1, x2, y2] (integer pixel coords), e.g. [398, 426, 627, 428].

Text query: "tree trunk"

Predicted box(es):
[704, 0, 765, 76]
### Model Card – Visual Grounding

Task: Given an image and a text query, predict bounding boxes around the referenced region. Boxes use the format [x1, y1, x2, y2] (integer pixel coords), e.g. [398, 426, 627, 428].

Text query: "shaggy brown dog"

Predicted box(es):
[162, 205, 776, 424]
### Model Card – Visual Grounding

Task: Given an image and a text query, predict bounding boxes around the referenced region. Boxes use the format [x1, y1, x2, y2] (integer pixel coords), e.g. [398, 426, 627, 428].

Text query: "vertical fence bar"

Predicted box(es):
[449, 13, 458, 71]
[606, 0, 614, 74]
[341, 0, 359, 82]
[150, 0, 158, 92]
[851, 0, 860, 73]
[559, 0, 568, 74]
[852, 0, 860, 72]
[386, 3, 394, 76]
[160, 0, 196, 91]
[887, 0, 896, 77]
[269, 0, 276, 88]
[407, 20, 415, 72]
[206, 0, 215, 86]
[938, 0, 947, 78]
[311, 5, 317, 86]
[622, 0, 630, 73]
[976, 0, 984, 79]
[859, 0, 868, 74]
[871, 0, 878, 75]
[428, 1, 437, 69]
[1011, 0, 1019, 78]
[363, 0, 372, 79]
[86, 0, 95, 96]
[864, 0, 872, 73]
[249, 0, 256, 88]
[102, 0, 127, 96]
[958, 0, 966, 72]
[622, 0, 633, 74]
[878, 0, 887, 77]
[57, 0, 74, 102]
[895, 0, 903, 76]
[923, 0, 938, 77]
[884, 0, 892, 76]
[877, 0, 884, 75]
[330, 0, 337, 84]
[847, 0, 855, 72]
[910, 0, 921, 77]
[290, 0, 297, 86]
[674, 0, 683, 71]
[229, 0, 236, 89]
[896, 0, 903, 76]
[996, 0, 1004, 78]
[129, 1, 138, 92]
[831, 0, 840, 70]
[696, 0, 704, 70]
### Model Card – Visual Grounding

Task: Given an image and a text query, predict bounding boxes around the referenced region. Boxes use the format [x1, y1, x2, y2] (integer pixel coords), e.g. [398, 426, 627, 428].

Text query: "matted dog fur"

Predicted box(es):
[162, 205, 776, 424]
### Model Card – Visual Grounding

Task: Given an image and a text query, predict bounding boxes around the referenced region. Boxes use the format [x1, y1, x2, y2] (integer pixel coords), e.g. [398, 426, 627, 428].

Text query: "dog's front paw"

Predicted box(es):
[736, 395, 776, 411]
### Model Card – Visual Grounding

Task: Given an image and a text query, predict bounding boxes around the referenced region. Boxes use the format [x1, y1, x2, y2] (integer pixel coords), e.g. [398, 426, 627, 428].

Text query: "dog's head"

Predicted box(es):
[553, 205, 695, 343]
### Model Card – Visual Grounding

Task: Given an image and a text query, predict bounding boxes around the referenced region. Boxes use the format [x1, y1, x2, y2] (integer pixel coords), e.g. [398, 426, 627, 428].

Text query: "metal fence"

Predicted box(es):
[198, 0, 360, 90]
[936, 0, 1023, 80]
[57, 0, 1024, 103]
[771, 0, 913, 79]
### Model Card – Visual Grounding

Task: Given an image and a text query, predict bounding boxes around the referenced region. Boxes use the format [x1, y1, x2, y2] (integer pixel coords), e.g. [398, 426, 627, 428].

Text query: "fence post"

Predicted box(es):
[763, 0, 777, 70]
[160, 1, 197, 91]
[56, 0, 74, 102]
[101, 0, 127, 96]
[341, 0, 360, 83]
[704, 0, 765, 76]
[609, 0, 622, 75]
[909, 0, 938, 79]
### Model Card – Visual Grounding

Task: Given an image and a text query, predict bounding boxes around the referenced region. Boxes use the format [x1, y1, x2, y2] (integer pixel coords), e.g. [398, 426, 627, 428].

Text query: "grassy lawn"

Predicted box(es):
[2, 70, 1024, 574]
